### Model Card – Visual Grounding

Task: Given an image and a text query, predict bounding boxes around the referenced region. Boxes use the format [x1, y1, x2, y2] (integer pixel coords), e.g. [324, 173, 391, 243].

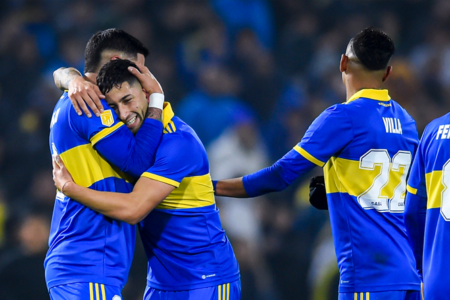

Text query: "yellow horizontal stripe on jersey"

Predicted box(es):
[90, 122, 124, 146]
[406, 185, 418, 195]
[324, 156, 403, 199]
[141, 173, 180, 187]
[425, 170, 444, 209]
[60, 143, 130, 188]
[346, 89, 391, 104]
[294, 145, 325, 167]
[154, 173, 215, 209]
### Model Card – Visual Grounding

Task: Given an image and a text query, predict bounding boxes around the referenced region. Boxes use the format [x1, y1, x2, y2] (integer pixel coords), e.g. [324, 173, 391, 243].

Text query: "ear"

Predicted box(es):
[340, 55, 348, 73]
[143, 88, 150, 102]
[111, 55, 121, 61]
[382, 66, 392, 82]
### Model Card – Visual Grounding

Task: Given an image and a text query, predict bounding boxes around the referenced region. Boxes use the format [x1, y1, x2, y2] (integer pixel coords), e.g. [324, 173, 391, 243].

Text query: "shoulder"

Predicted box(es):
[314, 103, 352, 124]
[161, 118, 205, 154]
[422, 113, 450, 138]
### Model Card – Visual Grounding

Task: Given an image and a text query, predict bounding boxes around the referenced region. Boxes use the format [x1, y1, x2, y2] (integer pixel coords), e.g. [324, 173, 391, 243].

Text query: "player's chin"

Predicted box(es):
[129, 120, 143, 134]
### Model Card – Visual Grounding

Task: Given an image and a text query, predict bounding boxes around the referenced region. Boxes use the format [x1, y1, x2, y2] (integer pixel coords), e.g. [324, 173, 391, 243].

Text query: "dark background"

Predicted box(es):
[0, 0, 446, 299]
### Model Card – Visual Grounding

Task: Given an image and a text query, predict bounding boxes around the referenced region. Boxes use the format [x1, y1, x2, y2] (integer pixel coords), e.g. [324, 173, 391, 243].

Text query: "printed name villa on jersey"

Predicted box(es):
[295, 89, 421, 292]
[382, 117, 402, 134]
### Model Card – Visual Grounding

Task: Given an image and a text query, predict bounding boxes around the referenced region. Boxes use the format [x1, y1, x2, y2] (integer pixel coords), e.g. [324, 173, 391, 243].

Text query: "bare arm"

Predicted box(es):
[215, 177, 249, 198]
[53, 67, 83, 90]
[53, 155, 174, 225]
[53, 67, 104, 117]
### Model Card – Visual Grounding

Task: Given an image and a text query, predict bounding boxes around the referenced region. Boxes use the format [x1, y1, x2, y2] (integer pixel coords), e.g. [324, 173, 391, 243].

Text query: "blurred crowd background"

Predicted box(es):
[0, 0, 448, 299]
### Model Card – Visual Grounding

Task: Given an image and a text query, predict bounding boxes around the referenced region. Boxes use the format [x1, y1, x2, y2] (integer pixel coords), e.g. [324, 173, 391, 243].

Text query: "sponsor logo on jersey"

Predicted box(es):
[101, 110, 114, 127]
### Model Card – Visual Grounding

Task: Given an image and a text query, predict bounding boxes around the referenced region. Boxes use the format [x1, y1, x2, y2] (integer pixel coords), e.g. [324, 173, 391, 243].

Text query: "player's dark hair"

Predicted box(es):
[351, 27, 395, 71]
[97, 59, 140, 95]
[84, 28, 149, 73]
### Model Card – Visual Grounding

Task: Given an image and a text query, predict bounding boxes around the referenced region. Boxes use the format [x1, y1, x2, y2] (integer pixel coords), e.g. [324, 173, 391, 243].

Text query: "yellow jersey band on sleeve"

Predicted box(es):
[406, 185, 418, 195]
[426, 170, 443, 209]
[294, 145, 325, 167]
[142, 172, 180, 187]
[90, 122, 124, 146]
[60, 144, 130, 188]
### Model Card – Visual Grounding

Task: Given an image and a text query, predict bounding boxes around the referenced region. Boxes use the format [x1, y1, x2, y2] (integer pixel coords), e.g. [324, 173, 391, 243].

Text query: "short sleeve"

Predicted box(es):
[69, 100, 124, 146]
[141, 134, 203, 187]
[296, 104, 354, 166]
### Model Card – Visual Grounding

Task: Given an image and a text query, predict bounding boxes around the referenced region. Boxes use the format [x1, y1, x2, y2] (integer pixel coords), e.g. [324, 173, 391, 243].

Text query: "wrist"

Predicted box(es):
[62, 181, 73, 196]
[149, 93, 164, 110]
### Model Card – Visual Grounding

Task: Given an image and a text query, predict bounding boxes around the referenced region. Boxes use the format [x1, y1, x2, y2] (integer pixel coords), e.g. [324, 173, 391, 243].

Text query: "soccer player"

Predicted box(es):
[214, 27, 422, 300]
[47, 29, 165, 300]
[404, 110, 450, 299]
[53, 59, 241, 300]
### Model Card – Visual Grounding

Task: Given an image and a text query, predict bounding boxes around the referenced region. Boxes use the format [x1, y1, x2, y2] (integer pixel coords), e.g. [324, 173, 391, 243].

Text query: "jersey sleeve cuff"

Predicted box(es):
[141, 172, 180, 187]
[293, 145, 325, 167]
[90, 122, 124, 146]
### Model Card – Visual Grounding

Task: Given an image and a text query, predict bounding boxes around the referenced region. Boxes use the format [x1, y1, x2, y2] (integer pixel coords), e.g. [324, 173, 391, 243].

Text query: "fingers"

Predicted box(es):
[70, 91, 92, 118]
[69, 82, 105, 118]
[55, 155, 65, 168]
[128, 64, 164, 94]
[128, 66, 143, 78]
[69, 94, 82, 116]
[86, 89, 104, 117]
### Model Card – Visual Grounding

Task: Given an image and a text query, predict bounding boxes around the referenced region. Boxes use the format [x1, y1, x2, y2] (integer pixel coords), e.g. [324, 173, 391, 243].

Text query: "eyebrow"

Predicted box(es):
[120, 94, 132, 102]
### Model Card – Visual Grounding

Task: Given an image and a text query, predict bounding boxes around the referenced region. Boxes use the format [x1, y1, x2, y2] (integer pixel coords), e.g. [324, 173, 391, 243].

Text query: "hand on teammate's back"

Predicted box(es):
[68, 76, 105, 118]
[309, 176, 328, 210]
[128, 62, 164, 95]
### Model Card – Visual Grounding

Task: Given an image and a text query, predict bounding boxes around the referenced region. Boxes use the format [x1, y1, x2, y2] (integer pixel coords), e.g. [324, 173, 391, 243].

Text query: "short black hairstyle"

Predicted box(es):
[350, 27, 395, 71]
[84, 28, 149, 73]
[97, 59, 141, 95]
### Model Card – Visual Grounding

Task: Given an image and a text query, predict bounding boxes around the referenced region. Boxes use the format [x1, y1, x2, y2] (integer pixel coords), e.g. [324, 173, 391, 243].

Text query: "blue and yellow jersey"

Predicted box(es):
[301, 89, 420, 292]
[139, 103, 240, 290]
[45, 92, 162, 290]
[243, 89, 421, 293]
[406, 112, 450, 297]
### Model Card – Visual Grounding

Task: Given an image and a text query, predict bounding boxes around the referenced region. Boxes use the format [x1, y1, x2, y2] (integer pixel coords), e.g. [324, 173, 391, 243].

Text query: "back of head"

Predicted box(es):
[97, 59, 140, 95]
[349, 27, 395, 71]
[84, 28, 149, 73]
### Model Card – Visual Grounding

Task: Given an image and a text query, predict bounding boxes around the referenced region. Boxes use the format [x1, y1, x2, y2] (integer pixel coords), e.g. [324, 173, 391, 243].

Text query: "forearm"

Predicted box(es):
[63, 182, 140, 224]
[241, 148, 317, 198]
[95, 119, 163, 178]
[404, 192, 427, 278]
[54, 67, 83, 90]
[215, 177, 248, 198]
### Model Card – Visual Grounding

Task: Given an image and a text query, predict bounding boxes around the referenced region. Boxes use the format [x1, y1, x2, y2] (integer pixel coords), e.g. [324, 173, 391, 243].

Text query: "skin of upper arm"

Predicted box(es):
[125, 176, 175, 224]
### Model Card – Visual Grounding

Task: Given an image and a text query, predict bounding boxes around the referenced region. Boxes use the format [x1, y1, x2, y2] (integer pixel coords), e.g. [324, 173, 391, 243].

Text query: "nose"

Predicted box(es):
[118, 105, 131, 122]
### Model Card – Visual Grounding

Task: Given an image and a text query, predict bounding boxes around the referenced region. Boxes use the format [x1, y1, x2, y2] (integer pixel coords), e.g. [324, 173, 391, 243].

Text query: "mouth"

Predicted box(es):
[126, 115, 137, 126]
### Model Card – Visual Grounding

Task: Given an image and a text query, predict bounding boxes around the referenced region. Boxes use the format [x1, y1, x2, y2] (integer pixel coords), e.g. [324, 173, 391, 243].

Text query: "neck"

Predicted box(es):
[345, 75, 383, 101]
[84, 72, 97, 84]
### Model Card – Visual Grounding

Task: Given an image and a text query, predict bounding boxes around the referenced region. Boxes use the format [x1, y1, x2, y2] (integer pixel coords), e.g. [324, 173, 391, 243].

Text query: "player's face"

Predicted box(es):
[105, 81, 148, 134]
